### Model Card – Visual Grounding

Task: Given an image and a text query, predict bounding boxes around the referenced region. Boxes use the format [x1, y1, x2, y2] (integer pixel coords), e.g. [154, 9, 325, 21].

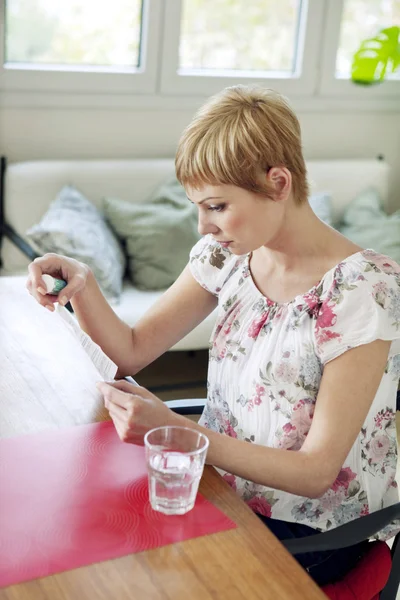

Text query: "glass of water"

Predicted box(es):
[144, 426, 209, 515]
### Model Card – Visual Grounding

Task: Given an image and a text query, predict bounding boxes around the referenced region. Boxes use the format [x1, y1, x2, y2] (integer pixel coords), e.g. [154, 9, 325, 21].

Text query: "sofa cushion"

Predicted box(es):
[339, 188, 400, 264]
[26, 185, 126, 302]
[103, 178, 200, 291]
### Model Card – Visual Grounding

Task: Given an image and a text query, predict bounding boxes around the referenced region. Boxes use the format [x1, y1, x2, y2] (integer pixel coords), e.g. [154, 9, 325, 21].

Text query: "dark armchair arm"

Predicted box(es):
[0, 156, 39, 267]
[2, 222, 39, 261]
[164, 398, 206, 415]
[282, 503, 400, 554]
[123, 379, 206, 415]
[282, 504, 400, 600]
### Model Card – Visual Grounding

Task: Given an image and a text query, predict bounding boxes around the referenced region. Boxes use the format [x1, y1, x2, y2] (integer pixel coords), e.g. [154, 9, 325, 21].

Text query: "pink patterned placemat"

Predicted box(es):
[0, 421, 236, 588]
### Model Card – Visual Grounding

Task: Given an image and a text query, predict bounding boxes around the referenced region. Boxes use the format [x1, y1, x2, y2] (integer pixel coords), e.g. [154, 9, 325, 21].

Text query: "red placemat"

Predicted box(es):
[0, 421, 236, 587]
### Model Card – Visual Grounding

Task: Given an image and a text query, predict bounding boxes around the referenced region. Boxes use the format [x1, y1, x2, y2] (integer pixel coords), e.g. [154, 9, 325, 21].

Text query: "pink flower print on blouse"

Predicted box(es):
[372, 281, 390, 309]
[212, 300, 241, 360]
[222, 305, 240, 337]
[319, 488, 346, 512]
[282, 422, 296, 434]
[224, 422, 238, 439]
[363, 250, 400, 274]
[253, 383, 265, 406]
[331, 467, 357, 492]
[278, 399, 315, 451]
[368, 435, 390, 464]
[361, 408, 396, 477]
[248, 313, 269, 339]
[291, 399, 315, 432]
[377, 284, 400, 328]
[318, 299, 337, 328]
[374, 407, 395, 429]
[315, 298, 341, 346]
[240, 263, 252, 282]
[360, 504, 370, 516]
[303, 290, 321, 317]
[246, 495, 272, 518]
[275, 361, 298, 384]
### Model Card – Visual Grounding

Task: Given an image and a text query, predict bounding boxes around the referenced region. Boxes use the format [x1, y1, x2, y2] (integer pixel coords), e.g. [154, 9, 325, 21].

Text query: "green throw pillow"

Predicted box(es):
[103, 178, 200, 290]
[339, 188, 400, 264]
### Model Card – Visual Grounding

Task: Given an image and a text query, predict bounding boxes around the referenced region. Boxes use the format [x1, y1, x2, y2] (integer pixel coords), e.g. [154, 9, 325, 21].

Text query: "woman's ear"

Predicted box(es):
[266, 167, 292, 201]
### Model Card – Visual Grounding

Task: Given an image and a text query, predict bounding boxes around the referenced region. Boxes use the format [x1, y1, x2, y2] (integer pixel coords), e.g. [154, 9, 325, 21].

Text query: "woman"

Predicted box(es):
[27, 85, 400, 586]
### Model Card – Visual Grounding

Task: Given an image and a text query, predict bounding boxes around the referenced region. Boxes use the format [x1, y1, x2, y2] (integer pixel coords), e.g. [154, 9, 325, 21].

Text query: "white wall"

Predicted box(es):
[1, 106, 399, 212]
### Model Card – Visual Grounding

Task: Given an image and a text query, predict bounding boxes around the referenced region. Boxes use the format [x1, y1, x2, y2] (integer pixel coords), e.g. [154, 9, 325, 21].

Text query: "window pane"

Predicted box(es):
[5, 0, 142, 69]
[336, 0, 400, 77]
[180, 0, 302, 73]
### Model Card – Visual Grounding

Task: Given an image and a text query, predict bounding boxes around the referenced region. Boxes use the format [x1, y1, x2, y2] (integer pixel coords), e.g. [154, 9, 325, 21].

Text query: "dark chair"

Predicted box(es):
[165, 388, 400, 600]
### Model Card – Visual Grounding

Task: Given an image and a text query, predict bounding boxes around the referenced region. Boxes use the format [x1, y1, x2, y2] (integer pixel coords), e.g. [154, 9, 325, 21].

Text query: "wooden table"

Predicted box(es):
[0, 276, 326, 600]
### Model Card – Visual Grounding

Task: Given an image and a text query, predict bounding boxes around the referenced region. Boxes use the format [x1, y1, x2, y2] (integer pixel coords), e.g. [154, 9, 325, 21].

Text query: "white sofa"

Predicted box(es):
[0, 157, 392, 351]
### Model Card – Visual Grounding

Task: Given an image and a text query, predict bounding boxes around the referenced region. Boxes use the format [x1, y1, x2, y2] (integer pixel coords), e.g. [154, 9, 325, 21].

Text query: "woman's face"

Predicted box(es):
[186, 181, 287, 255]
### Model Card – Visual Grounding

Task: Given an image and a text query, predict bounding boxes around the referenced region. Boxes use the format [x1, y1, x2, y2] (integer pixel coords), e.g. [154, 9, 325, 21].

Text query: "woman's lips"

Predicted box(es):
[219, 241, 232, 248]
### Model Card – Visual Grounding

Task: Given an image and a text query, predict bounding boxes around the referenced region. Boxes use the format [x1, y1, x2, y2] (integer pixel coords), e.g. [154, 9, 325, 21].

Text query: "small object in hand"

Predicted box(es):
[42, 274, 67, 295]
[144, 426, 209, 515]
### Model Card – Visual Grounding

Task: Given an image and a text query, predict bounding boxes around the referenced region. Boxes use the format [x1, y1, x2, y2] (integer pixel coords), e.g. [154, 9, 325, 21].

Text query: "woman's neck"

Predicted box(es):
[252, 202, 361, 275]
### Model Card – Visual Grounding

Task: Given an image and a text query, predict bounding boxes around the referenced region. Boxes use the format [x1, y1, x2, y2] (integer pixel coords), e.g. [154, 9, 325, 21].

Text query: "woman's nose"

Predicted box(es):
[197, 213, 219, 236]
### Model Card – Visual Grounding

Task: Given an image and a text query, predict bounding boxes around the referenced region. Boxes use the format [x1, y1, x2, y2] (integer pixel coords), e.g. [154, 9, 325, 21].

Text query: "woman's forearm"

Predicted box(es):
[174, 414, 334, 499]
[71, 270, 135, 376]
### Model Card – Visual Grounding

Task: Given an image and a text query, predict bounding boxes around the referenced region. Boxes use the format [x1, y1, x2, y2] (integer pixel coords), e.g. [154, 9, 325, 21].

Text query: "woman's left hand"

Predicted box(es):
[96, 380, 180, 445]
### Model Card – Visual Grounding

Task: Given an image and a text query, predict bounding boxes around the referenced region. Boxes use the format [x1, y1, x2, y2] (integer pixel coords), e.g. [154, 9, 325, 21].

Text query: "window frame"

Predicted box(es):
[0, 0, 398, 110]
[0, 0, 163, 95]
[159, 0, 326, 97]
[318, 0, 400, 99]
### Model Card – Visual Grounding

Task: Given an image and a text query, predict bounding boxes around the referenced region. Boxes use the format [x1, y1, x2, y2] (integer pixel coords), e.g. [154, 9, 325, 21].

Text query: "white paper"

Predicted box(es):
[56, 305, 118, 382]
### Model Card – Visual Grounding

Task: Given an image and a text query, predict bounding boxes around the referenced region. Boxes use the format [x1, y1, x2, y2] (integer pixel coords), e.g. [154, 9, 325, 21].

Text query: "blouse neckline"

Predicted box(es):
[244, 249, 369, 308]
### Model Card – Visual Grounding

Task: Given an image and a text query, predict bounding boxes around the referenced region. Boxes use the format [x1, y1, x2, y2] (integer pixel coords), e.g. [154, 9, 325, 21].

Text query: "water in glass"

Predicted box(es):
[148, 450, 204, 515]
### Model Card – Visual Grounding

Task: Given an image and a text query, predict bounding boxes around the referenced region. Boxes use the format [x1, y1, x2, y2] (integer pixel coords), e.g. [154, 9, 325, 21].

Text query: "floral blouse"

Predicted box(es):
[189, 235, 400, 540]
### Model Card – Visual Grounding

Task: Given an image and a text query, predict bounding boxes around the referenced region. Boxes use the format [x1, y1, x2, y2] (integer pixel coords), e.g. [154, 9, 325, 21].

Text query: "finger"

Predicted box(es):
[106, 401, 127, 420]
[97, 382, 134, 409]
[26, 274, 57, 312]
[109, 414, 129, 442]
[57, 272, 87, 307]
[30, 254, 67, 291]
[28, 260, 49, 296]
[29, 255, 85, 307]
[106, 379, 148, 396]
[26, 278, 33, 296]
[32, 253, 63, 273]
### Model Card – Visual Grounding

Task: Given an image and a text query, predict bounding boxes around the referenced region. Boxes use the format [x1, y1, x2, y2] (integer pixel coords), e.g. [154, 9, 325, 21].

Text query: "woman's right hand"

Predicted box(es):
[27, 253, 90, 312]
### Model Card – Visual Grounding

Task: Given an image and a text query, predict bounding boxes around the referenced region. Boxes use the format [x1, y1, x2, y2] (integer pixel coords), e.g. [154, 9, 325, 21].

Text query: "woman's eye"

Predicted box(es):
[208, 204, 225, 212]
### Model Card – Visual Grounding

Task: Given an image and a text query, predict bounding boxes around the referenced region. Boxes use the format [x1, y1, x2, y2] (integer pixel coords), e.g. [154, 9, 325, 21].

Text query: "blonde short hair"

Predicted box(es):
[175, 85, 309, 203]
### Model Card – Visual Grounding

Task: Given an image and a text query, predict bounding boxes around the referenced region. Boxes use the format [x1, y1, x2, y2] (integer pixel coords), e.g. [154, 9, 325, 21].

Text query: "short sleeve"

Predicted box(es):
[189, 235, 243, 297]
[315, 252, 400, 365]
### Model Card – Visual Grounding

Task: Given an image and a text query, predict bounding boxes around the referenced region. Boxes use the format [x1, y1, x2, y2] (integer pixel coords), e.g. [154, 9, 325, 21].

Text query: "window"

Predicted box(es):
[0, 0, 163, 96]
[0, 0, 398, 108]
[319, 0, 400, 99]
[179, 0, 301, 74]
[5, 0, 143, 71]
[336, 0, 400, 79]
[160, 0, 325, 96]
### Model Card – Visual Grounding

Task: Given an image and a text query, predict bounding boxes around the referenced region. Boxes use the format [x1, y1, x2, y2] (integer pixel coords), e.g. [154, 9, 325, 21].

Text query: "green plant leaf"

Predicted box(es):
[351, 26, 400, 85]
